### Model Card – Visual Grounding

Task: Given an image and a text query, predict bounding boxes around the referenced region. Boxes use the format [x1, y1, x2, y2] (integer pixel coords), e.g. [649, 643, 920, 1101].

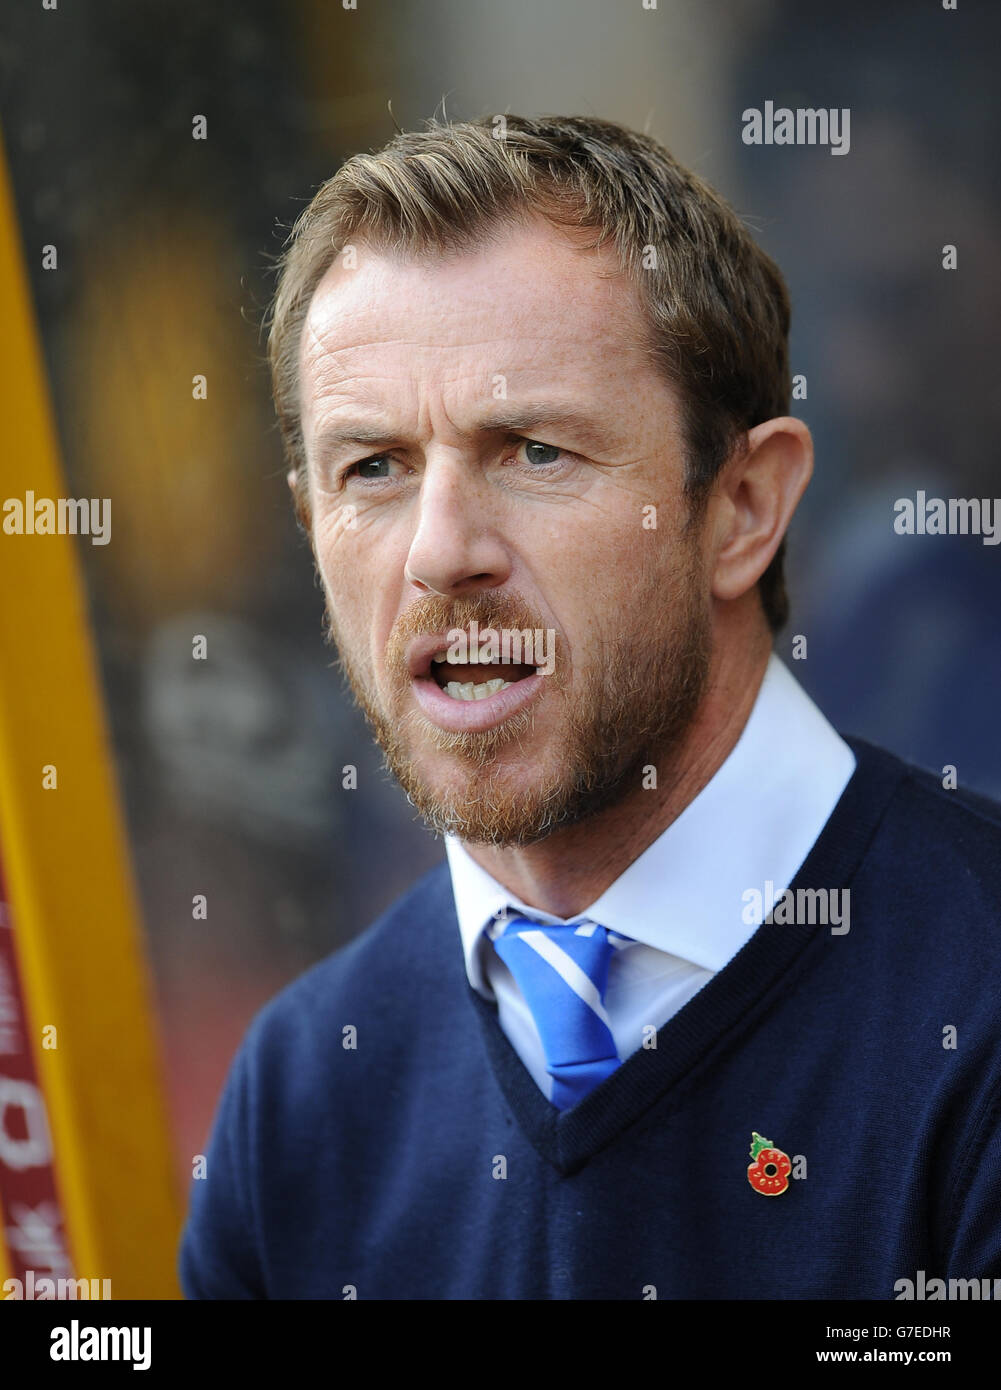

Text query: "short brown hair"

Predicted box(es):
[267, 114, 793, 631]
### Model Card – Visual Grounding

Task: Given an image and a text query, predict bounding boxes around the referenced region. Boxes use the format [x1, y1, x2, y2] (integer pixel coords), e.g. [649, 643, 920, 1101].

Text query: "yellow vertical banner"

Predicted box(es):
[0, 133, 181, 1298]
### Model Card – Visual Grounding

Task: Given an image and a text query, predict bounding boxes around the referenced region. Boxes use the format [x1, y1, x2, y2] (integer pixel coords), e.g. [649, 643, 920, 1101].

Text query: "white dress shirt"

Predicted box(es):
[445, 653, 857, 1103]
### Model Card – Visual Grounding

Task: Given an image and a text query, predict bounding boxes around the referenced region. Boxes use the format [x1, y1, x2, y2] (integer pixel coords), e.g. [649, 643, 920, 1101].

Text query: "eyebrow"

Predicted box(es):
[478, 406, 619, 454]
[312, 424, 400, 458]
[312, 404, 620, 461]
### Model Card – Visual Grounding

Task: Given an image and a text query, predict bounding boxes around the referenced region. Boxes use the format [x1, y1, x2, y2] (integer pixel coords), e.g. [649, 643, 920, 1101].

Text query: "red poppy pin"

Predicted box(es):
[747, 1131, 791, 1196]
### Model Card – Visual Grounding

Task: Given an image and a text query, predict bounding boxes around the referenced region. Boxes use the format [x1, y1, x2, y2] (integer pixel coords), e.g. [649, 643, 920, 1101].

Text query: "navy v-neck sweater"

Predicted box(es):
[179, 738, 1001, 1300]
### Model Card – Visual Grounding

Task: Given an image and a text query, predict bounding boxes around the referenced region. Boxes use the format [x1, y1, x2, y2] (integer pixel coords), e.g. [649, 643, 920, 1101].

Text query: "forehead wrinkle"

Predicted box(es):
[298, 236, 666, 455]
[304, 332, 595, 420]
[305, 334, 634, 420]
[311, 393, 631, 461]
[302, 244, 645, 368]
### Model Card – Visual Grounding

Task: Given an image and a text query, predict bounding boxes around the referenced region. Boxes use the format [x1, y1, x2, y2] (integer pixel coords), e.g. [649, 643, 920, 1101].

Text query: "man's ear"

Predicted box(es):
[709, 417, 813, 605]
[286, 466, 312, 534]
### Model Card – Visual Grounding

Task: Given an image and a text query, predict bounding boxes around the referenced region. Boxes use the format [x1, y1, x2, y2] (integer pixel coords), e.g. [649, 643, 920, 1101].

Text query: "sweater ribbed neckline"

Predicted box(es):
[467, 736, 908, 1175]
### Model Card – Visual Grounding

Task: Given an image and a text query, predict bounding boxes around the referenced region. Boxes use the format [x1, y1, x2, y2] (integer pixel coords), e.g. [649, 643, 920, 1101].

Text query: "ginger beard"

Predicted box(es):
[322, 525, 713, 847]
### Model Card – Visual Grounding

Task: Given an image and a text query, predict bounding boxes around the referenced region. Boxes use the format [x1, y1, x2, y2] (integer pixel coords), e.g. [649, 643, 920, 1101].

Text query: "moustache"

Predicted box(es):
[383, 590, 563, 685]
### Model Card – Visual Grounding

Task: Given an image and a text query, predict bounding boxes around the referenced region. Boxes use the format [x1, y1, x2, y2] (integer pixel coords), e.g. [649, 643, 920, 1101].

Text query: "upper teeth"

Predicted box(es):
[444, 678, 511, 701]
[432, 645, 505, 665]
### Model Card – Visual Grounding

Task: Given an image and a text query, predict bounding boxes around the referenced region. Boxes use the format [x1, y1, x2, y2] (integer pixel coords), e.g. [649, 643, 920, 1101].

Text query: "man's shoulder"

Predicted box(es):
[239, 859, 457, 1066]
[836, 737, 1001, 1073]
[849, 733, 1001, 843]
[845, 733, 1001, 902]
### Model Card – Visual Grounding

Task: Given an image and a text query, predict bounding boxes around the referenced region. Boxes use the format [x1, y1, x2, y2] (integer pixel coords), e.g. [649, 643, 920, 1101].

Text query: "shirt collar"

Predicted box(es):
[446, 653, 857, 994]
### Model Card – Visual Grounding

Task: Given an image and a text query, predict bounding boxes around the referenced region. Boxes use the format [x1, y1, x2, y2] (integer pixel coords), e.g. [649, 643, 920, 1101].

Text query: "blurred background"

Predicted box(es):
[1, 0, 998, 1210]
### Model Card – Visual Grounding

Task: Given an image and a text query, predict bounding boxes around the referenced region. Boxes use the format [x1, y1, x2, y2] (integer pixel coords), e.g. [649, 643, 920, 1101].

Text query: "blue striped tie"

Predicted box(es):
[492, 915, 625, 1109]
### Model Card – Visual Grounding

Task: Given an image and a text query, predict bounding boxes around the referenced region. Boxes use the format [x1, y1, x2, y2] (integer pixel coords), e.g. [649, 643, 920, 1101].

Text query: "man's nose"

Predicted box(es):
[404, 456, 511, 597]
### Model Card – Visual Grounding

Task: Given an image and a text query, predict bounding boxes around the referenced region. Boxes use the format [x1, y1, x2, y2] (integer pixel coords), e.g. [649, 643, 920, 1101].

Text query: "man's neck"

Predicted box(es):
[460, 635, 772, 918]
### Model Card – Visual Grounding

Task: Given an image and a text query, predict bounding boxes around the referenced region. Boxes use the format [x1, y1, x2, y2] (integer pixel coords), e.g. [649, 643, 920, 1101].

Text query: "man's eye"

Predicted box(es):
[520, 440, 563, 466]
[350, 455, 394, 480]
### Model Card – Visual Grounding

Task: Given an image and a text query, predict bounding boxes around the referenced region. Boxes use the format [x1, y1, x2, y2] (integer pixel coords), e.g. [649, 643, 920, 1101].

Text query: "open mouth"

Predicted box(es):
[430, 651, 538, 701]
[406, 629, 549, 732]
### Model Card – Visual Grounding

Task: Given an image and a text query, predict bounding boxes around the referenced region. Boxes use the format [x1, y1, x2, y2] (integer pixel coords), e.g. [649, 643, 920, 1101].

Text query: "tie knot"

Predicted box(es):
[493, 914, 630, 945]
[489, 914, 628, 1109]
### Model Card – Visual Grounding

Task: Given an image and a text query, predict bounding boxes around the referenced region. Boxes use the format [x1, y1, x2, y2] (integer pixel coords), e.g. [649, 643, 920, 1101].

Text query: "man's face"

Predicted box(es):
[298, 217, 713, 845]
